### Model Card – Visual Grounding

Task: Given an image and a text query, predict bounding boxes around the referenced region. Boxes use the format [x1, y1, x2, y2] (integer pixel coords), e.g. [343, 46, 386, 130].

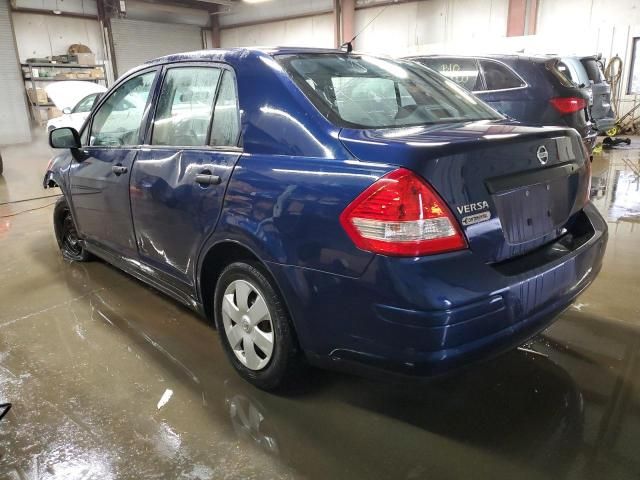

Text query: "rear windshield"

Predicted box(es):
[547, 59, 579, 88]
[580, 57, 604, 83]
[557, 58, 590, 87]
[276, 53, 502, 129]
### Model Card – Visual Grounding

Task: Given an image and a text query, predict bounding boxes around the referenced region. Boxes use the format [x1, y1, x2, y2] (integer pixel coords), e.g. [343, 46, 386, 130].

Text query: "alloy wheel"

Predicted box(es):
[222, 279, 274, 371]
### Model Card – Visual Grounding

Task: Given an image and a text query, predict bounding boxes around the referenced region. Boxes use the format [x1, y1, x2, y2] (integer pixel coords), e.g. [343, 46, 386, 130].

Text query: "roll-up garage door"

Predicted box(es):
[110, 18, 203, 78]
[0, 0, 31, 145]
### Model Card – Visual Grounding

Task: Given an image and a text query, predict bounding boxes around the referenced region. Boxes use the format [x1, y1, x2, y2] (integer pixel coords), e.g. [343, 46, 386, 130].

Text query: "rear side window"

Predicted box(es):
[479, 60, 525, 90]
[416, 57, 482, 91]
[209, 71, 240, 147]
[152, 67, 221, 146]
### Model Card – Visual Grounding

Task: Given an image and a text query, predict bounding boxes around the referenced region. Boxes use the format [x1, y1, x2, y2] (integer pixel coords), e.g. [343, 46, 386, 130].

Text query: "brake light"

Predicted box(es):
[339, 168, 467, 256]
[549, 97, 587, 115]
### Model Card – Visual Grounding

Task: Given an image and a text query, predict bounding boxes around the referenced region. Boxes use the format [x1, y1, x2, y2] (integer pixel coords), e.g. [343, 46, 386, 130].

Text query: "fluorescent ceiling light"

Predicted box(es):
[243, 0, 272, 3]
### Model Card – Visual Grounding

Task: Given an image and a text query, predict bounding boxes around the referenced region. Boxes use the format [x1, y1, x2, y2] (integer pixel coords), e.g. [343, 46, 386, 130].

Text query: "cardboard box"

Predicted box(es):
[74, 53, 96, 65]
[75, 72, 91, 79]
[27, 88, 48, 104]
[90, 68, 103, 78]
[48, 107, 63, 119]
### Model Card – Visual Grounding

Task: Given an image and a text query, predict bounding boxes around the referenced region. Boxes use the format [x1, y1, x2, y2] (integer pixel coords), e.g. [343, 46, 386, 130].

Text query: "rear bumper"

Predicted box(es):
[268, 203, 607, 377]
[593, 116, 616, 133]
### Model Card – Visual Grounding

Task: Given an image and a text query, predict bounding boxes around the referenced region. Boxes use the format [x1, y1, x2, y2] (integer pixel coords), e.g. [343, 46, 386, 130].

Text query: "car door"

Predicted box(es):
[474, 59, 528, 119]
[69, 69, 159, 258]
[130, 64, 242, 289]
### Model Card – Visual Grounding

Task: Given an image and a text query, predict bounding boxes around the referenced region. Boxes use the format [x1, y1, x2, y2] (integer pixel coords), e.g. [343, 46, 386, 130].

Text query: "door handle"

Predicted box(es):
[112, 165, 128, 175]
[195, 173, 221, 186]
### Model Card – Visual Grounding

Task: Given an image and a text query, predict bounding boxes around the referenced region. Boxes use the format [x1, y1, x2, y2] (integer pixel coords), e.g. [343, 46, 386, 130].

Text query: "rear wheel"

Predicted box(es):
[54, 198, 91, 262]
[214, 261, 303, 391]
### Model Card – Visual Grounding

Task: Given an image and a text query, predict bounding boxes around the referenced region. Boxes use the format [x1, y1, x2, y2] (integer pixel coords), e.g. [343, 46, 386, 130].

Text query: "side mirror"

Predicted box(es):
[49, 127, 81, 149]
[62, 107, 72, 114]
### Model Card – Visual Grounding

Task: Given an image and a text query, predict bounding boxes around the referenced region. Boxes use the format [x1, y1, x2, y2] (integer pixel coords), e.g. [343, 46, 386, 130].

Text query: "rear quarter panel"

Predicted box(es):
[202, 154, 392, 278]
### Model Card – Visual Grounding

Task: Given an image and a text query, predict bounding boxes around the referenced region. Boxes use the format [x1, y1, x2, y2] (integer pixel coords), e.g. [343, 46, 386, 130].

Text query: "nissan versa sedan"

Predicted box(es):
[44, 47, 608, 390]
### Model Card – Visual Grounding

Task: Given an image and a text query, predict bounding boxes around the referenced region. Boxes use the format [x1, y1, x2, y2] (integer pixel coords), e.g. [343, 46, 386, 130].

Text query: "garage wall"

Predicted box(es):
[12, 12, 106, 63]
[110, 18, 203, 78]
[220, 13, 334, 49]
[220, 0, 333, 27]
[0, 0, 31, 145]
[13, 0, 98, 15]
[353, 0, 509, 56]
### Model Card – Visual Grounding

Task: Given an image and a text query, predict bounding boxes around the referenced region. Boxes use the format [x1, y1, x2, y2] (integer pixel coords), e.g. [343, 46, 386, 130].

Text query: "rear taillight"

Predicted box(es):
[339, 168, 467, 256]
[549, 97, 587, 115]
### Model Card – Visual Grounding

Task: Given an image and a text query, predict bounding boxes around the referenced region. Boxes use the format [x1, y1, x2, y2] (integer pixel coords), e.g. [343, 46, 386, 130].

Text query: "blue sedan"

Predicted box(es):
[44, 47, 607, 390]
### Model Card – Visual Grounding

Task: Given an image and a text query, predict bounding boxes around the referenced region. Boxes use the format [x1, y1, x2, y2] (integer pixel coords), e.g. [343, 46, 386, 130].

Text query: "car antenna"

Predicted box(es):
[340, 4, 390, 53]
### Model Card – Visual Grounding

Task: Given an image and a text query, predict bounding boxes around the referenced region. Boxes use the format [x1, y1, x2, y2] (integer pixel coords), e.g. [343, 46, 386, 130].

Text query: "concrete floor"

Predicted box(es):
[0, 134, 639, 480]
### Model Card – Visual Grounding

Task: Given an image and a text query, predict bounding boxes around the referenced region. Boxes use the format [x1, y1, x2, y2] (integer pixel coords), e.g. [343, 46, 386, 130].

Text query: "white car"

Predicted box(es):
[46, 81, 107, 132]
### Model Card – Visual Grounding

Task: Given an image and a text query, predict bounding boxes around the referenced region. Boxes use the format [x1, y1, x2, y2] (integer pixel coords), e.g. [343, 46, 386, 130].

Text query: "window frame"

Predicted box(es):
[628, 37, 640, 94]
[145, 61, 242, 152]
[476, 59, 528, 94]
[84, 67, 160, 149]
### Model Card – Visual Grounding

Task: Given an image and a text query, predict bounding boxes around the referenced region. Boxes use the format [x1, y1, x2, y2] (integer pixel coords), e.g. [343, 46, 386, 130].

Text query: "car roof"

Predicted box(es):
[405, 53, 556, 63]
[144, 46, 348, 66]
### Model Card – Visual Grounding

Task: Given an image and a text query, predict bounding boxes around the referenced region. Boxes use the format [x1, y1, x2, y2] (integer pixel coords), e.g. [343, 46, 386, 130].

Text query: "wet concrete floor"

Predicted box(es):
[0, 136, 639, 479]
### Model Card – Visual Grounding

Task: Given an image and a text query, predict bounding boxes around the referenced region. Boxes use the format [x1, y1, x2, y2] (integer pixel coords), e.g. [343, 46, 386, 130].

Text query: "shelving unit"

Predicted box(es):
[21, 63, 108, 125]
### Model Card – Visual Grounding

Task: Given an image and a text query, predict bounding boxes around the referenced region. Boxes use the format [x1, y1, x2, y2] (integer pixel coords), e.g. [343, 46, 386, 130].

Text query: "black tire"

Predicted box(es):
[214, 261, 303, 391]
[53, 197, 91, 262]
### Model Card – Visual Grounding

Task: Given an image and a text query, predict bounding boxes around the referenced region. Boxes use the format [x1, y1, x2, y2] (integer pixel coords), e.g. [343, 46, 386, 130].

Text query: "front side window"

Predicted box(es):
[277, 54, 501, 129]
[479, 60, 525, 90]
[415, 57, 482, 91]
[152, 67, 221, 146]
[90, 71, 156, 146]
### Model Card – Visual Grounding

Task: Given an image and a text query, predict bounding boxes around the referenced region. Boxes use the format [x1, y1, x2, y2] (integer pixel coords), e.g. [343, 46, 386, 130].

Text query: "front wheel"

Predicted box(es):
[214, 261, 303, 391]
[53, 198, 91, 262]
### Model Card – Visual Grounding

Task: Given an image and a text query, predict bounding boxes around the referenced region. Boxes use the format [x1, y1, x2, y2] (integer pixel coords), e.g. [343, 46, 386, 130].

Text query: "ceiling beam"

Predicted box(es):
[131, 0, 236, 13]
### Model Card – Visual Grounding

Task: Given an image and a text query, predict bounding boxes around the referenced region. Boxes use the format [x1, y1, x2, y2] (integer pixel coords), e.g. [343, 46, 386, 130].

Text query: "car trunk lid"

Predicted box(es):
[339, 121, 591, 263]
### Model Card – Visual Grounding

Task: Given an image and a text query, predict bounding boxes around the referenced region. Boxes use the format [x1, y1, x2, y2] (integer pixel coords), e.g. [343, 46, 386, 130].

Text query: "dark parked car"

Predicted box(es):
[407, 54, 598, 148]
[581, 56, 616, 133]
[44, 48, 607, 390]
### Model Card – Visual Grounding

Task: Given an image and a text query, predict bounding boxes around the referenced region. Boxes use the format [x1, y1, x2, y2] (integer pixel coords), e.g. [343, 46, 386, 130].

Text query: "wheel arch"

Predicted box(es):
[197, 240, 295, 332]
